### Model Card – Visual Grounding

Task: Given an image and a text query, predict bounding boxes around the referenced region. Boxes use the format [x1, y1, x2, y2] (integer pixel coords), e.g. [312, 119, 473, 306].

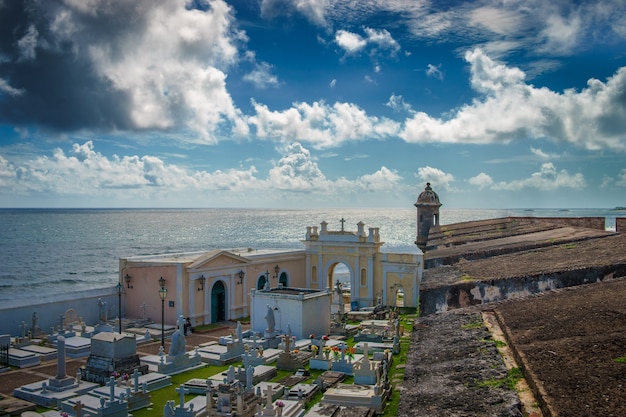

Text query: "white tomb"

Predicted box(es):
[250, 287, 331, 340]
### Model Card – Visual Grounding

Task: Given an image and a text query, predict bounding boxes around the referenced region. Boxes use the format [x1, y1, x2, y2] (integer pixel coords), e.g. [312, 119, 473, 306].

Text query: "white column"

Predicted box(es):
[352, 257, 359, 305]
[176, 264, 184, 317]
[204, 280, 210, 324]
[367, 255, 374, 306]
[188, 277, 195, 323]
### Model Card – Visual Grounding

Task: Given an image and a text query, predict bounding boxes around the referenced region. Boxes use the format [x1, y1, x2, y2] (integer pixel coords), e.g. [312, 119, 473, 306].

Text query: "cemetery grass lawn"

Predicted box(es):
[131, 364, 229, 417]
[383, 333, 411, 416]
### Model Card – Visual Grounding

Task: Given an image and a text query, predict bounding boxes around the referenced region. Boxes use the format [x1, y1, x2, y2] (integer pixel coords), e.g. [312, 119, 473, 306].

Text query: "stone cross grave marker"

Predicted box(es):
[263, 384, 273, 410]
[176, 384, 189, 408]
[107, 376, 116, 402]
[132, 369, 140, 394]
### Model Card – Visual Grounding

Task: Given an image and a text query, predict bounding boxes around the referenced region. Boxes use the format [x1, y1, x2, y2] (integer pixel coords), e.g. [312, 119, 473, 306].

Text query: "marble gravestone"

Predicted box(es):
[146, 316, 202, 375]
[13, 336, 98, 407]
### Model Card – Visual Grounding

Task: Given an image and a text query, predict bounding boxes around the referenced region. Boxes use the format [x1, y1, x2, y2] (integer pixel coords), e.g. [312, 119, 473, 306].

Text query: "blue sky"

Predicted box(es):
[1, 0, 625, 209]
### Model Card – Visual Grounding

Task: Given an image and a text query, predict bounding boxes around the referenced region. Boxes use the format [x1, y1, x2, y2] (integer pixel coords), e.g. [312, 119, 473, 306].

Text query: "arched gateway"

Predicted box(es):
[302, 219, 422, 309]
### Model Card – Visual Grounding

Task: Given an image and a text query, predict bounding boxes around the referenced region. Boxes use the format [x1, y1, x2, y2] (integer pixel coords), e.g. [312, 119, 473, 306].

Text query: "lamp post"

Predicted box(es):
[197, 275, 206, 292]
[158, 277, 167, 348]
[124, 273, 133, 289]
[116, 282, 123, 334]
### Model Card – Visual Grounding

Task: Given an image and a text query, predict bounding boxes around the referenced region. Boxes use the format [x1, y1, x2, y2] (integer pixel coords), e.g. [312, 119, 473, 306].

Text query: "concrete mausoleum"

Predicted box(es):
[250, 287, 331, 339]
[120, 218, 423, 327]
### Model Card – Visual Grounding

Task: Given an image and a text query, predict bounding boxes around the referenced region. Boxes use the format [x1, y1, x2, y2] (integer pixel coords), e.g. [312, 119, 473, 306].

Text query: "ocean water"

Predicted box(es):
[0, 207, 621, 302]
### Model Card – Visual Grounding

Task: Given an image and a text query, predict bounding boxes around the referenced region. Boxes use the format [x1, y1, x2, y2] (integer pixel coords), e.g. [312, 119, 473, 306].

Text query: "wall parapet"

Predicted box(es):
[419, 264, 626, 316]
[0, 286, 119, 336]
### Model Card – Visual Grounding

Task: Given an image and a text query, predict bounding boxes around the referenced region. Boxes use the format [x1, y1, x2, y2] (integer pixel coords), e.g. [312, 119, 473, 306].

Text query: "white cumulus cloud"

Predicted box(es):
[0, 141, 408, 205]
[49, 0, 248, 142]
[249, 100, 400, 149]
[268, 142, 327, 191]
[491, 162, 585, 191]
[386, 94, 413, 113]
[468, 172, 494, 189]
[244, 61, 279, 89]
[334, 27, 400, 59]
[400, 48, 626, 151]
[335, 30, 367, 54]
[426, 64, 443, 80]
[416, 166, 455, 190]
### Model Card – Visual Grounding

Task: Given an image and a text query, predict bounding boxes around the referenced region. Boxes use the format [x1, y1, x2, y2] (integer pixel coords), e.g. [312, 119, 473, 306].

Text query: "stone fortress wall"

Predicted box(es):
[514, 216, 606, 230]
[419, 209, 626, 315]
[420, 263, 626, 315]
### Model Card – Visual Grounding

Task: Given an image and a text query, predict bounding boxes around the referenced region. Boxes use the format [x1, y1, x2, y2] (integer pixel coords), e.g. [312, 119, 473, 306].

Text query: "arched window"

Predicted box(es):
[311, 266, 317, 283]
[257, 274, 267, 290]
[360, 268, 367, 286]
[279, 272, 288, 287]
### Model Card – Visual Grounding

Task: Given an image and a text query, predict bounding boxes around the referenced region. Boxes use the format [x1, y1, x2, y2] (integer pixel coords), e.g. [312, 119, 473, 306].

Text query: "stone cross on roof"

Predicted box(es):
[340, 217, 346, 231]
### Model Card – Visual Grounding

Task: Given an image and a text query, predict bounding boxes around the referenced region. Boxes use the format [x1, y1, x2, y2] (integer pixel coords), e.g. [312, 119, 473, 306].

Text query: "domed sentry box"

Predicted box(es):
[414, 183, 441, 252]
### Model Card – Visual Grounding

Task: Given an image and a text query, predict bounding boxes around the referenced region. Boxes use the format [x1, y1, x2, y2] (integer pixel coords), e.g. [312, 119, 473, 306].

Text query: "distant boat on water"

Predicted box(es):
[611, 206, 626, 211]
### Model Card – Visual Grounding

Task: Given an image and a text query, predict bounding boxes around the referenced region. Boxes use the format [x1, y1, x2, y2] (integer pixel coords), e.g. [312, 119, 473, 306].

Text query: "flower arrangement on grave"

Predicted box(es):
[275, 400, 285, 416]
[112, 371, 120, 379]
[60, 412, 69, 417]
[311, 345, 318, 354]
[332, 346, 340, 360]
[346, 346, 356, 361]
[323, 346, 331, 360]
[309, 334, 315, 339]
[322, 335, 329, 341]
